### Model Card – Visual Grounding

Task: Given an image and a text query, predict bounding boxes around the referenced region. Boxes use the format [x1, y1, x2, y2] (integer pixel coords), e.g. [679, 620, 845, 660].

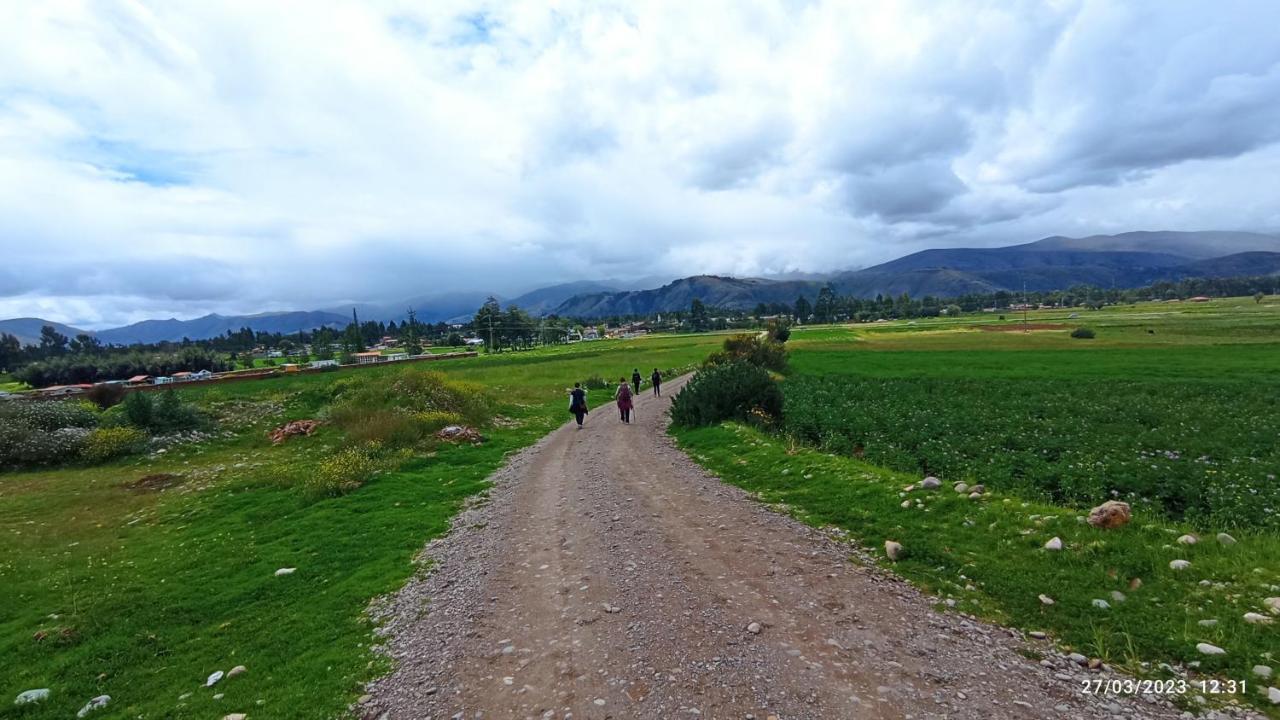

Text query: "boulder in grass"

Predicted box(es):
[1044, 537, 1063, 551]
[1196, 642, 1226, 656]
[76, 695, 111, 718]
[1265, 597, 1280, 614]
[1087, 501, 1131, 529]
[1038, 594, 1055, 605]
[1244, 612, 1273, 625]
[1169, 560, 1191, 571]
[436, 425, 484, 443]
[1176, 534, 1198, 545]
[920, 476, 941, 490]
[953, 482, 969, 493]
[206, 670, 224, 687]
[884, 540, 904, 562]
[1216, 533, 1237, 545]
[15, 689, 50, 705]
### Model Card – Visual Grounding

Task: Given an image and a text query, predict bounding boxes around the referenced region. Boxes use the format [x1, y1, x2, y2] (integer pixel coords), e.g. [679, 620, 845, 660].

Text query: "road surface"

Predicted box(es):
[365, 376, 1235, 719]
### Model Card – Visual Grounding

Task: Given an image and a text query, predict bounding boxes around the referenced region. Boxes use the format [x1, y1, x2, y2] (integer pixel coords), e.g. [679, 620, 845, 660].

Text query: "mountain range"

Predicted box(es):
[4, 231, 1279, 344]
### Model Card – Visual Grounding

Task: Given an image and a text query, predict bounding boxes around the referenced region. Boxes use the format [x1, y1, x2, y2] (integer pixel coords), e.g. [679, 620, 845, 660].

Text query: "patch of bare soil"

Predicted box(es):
[127, 473, 185, 492]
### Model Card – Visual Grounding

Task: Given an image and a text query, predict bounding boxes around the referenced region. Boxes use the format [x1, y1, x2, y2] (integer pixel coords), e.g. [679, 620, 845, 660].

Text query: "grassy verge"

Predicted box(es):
[1, 333, 719, 718]
[674, 423, 1279, 714]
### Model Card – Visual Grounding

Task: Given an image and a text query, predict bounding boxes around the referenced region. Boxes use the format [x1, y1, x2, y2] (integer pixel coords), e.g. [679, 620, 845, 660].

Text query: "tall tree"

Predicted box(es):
[473, 297, 502, 351]
[69, 333, 102, 355]
[39, 325, 69, 357]
[813, 284, 837, 323]
[0, 332, 21, 371]
[793, 296, 812, 324]
[403, 308, 423, 355]
[689, 298, 709, 332]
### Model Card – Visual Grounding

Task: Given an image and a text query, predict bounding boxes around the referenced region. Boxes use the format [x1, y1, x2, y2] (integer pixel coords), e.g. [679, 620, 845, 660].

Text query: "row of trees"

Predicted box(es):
[11, 347, 231, 388]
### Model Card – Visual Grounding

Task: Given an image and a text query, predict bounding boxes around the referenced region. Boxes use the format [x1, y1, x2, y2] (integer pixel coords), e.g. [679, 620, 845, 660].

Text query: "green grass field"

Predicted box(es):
[0, 333, 721, 719]
[674, 296, 1280, 715]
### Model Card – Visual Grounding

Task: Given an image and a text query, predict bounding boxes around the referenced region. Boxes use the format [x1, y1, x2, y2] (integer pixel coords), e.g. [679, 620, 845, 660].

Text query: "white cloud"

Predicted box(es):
[1, 0, 1278, 325]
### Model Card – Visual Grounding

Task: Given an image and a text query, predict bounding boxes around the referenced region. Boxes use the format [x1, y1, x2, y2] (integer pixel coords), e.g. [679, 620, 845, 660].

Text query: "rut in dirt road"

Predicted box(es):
[365, 376, 1239, 720]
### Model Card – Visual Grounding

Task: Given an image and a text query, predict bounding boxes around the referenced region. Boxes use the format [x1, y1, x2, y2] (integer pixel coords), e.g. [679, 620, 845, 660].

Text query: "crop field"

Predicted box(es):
[674, 296, 1280, 714]
[0, 333, 721, 719]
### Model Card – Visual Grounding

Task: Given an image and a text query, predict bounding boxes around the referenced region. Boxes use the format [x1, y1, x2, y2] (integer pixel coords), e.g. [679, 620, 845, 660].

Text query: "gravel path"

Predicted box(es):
[365, 376, 1258, 720]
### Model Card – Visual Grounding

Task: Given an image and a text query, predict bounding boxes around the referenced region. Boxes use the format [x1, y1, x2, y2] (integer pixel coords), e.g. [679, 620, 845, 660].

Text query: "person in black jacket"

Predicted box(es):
[650, 368, 662, 396]
[568, 383, 588, 428]
[631, 368, 642, 396]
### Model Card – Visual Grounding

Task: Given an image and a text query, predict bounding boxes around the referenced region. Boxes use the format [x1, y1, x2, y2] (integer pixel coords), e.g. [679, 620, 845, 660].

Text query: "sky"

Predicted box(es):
[2, 0, 1280, 328]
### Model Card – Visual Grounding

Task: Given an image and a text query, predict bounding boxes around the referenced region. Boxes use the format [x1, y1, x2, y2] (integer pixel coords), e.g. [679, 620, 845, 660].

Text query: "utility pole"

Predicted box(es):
[488, 312, 495, 353]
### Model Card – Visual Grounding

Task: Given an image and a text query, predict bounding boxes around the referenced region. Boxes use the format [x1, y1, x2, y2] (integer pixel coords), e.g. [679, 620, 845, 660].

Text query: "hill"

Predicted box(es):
[1025, 230, 1280, 259]
[552, 275, 822, 317]
[0, 318, 90, 346]
[95, 311, 349, 345]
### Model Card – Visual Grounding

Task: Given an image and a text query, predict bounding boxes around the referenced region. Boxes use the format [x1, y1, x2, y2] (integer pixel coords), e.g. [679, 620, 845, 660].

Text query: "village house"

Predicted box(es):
[310, 359, 339, 369]
[172, 371, 193, 381]
[385, 352, 409, 362]
[126, 375, 151, 385]
[354, 351, 383, 364]
[191, 369, 214, 380]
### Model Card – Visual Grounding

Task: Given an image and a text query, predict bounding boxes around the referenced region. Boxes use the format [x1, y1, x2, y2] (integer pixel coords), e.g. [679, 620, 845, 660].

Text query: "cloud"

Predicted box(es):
[1, 0, 1278, 326]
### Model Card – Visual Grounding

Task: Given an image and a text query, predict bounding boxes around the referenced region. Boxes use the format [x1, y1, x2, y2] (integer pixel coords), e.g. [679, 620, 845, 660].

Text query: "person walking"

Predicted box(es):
[650, 368, 662, 396]
[615, 376, 634, 423]
[631, 368, 642, 396]
[568, 382, 588, 429]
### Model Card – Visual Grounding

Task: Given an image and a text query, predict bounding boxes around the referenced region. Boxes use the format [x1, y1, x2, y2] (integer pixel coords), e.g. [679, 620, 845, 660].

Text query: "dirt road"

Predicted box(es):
[365, 377, 1228, 719]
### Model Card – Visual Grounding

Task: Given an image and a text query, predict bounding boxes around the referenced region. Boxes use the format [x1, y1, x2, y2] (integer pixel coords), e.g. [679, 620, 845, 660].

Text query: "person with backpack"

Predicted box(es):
[631, 368, 642, 396]
[615, 376, 634, 423]
[568, 382, 588, 429]
[650, 368, 662, 396]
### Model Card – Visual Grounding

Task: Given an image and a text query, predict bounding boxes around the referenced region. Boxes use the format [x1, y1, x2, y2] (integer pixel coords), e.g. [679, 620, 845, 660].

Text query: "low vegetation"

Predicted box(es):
[0, 332, 719, 719]
[672, 297, 1280, 715]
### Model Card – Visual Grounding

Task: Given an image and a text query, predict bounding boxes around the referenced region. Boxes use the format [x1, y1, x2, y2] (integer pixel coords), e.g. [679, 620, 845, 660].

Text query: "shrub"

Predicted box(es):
[671, 361, 783, 427]
[0, 400, 98, 432]
[328, 370, 489, 448]
[583, 375, 609, 390]
[0, 425, 91, 468]
[306, 446, 381, 496]
[121, 391, 204, 433]
[81, 426, 148, 462]
[84, 384, 127, 409]
[1071, 327, 1096, 339]
[765, 318, 791, 343]
[705, 334, 789, 372]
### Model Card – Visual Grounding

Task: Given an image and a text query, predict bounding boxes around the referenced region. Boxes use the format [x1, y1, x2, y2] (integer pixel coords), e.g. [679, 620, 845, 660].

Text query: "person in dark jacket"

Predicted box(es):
[568, 382, 588, 428]
[631, 368, 642, 396]
[615, 377, 634, 423]
[650, 368, 662, 396]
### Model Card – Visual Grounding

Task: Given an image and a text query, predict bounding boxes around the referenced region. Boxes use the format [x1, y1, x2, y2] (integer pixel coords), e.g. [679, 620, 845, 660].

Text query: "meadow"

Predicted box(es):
[0, 334, 721, 719]
[674, 296, 1280, 714]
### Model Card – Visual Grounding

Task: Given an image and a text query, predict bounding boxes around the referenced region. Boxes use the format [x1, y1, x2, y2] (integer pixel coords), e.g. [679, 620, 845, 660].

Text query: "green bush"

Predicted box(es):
[121, 391, 204, 433]
[0, 400, 98, 432]
[306, 446, 381, 496]
[81, 426, 148, 462]
[1071, 327, 1096, 339]
[327, 370, 489, 449]
[582, 375, 608, 390]
[671, 361, 783, 427]
[705, 334, 788, 372]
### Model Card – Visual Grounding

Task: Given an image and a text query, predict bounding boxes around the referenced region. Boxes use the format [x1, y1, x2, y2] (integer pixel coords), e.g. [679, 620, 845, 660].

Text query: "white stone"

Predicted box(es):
[920, 476, 941, 490]
[746, 622, 762, 634]
[1091, 599, 1111, 609]
[1044, 537, 1063, 551]
[1216, 533, 1237, 545]
[1195, 643, 1226, 656]
[1197, 619, 1218, 627]
[1169, 559, 1191, 571]
[1029, 631, 1047, 639]
[1244, 612, 1273, 625]
[884, 540, 904, 562]
[1268, 686, 1280, 705]
[228, 665, 247, 678]
[15, 689, 50, 705]
[1067, 653, 1087, 665]
[900, 500, 912, 508]
[1265, 597, 1280, 614]
[206, 671, 224, 687]
[1038, 594, 1055, 605]
[967, 492, 982, 500]
[1110, 591, 1127, 603]
[224, 714, 248, 720]
[953, 482, 969, 493]
[1176, 534, 1198, 545]
[1253, 665, 1273, 679]
[274, 567, 295, 577]
[77, 695, 111, 718]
